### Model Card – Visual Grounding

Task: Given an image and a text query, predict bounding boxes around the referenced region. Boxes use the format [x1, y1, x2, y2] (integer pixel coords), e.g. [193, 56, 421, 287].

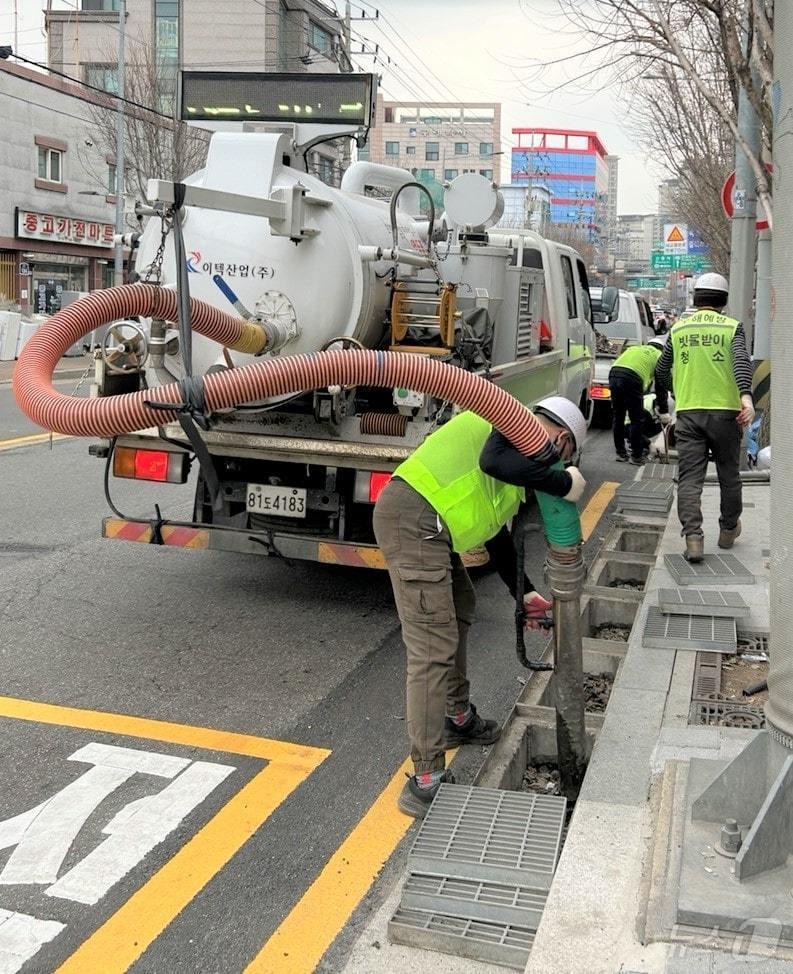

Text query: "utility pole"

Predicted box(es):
[113, 0, 126, 287]
[726, 7, 760, 351]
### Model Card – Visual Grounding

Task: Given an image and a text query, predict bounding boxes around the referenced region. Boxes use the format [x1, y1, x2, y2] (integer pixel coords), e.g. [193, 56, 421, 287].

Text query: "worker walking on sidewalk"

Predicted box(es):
[655, 273, 755, 563]
[609, 336, 671, 464]
[373, 398, 587, 818]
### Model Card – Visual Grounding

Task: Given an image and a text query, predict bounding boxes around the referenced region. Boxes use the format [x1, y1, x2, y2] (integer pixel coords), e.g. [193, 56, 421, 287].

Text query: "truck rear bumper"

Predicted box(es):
[102, 517, 386, 568]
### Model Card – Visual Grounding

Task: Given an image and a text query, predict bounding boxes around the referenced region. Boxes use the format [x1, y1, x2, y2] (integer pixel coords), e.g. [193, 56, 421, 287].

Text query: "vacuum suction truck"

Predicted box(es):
[54, 74, 596, 567]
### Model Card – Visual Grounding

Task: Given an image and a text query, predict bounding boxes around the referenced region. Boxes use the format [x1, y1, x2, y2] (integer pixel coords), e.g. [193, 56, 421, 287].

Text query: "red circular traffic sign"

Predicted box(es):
[721, 167, 771, 231]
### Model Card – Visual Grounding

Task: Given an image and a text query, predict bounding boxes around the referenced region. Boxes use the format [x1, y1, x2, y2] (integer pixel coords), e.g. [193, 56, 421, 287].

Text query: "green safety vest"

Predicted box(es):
[395, 411, 525, 553]
[613, 345, 661, 392]
[670, 311, 741, 411]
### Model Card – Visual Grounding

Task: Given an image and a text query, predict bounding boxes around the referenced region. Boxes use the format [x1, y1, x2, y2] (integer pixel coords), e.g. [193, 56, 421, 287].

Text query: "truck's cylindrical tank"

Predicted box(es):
[135, 133, 427, 376]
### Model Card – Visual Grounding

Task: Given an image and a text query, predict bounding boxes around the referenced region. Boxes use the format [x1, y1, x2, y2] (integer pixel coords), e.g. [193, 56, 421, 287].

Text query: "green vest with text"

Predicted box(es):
[395, 411, 525, 553]
[613, 345, 661, 392]
[670, 311, 741, 411]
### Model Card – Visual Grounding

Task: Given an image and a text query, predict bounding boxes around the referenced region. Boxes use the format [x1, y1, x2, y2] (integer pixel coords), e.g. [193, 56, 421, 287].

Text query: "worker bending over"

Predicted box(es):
[609, 336, 670, 465]
[373, 398, 587, 818]
[655, 273, 754, 563]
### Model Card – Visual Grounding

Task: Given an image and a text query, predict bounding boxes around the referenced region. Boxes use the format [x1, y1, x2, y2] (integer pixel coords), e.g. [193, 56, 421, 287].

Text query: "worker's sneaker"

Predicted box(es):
[398, 770, 455, 819]
[684, 533, 705, 563]
[629, 456, 646, 466]
[718, 520, 742, 549]
[444, 704, 501, 749]
[615, 453, 629, 463]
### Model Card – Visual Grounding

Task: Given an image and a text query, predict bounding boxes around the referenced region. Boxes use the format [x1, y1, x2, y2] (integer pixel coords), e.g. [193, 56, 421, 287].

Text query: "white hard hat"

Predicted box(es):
[534, 396, 587, 452]
[648, 335, 668, 349]
[694, 272, 729, 293]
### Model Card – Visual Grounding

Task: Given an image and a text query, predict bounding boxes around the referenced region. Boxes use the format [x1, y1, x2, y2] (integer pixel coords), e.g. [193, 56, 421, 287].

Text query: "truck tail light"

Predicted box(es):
[113, 446, 189, 484]
[354, 471, 392, 504]
[590, 384, 611, 400]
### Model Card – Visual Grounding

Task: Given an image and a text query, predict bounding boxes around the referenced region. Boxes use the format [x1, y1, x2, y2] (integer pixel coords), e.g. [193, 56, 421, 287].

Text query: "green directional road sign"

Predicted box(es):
[627, 277, 668, 290]
[650, 251, 710, 271]
[651, 252, 675, 270]
[677, 254, 709, 270]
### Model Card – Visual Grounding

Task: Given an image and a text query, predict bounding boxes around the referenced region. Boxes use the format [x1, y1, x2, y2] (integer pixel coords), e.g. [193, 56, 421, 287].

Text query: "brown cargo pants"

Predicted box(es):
[373, 477, 476, 774]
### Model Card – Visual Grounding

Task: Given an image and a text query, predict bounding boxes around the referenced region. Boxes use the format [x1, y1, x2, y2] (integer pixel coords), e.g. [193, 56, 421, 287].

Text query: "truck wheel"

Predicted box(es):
[592, 401, 612, 429]
[579, 391, 595, 429]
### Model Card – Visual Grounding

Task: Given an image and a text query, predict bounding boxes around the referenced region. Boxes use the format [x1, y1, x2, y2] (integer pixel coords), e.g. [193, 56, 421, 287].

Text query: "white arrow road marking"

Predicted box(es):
[0, 909, 64, 974]
[47, 761, 235, 905]
[0, 743, 189, 887]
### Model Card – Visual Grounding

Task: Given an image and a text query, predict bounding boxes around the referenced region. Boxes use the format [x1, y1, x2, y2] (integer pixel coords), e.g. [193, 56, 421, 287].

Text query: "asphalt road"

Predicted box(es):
[0, 387, 633, 974]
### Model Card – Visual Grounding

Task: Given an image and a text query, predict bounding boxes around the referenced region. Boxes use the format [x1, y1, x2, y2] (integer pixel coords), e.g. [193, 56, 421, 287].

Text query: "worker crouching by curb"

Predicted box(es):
[373, 398, 587, 818]
[608, 336, 671, 465]
[655, 273, 755, 563]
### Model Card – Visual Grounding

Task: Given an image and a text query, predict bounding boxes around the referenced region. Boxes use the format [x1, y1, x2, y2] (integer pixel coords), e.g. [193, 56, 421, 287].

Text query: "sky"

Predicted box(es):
[0, 0, 663, 214]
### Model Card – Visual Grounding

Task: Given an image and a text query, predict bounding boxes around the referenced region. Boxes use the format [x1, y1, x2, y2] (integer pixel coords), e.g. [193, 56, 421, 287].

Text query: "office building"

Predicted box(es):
[510, 128, 610, 241]
[364, 96, 502, 201]
[45, 0, 349, 184]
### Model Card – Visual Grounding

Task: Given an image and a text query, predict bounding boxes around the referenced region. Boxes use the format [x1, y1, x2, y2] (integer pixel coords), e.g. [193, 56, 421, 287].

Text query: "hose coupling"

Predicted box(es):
[545, 543, 586, 601]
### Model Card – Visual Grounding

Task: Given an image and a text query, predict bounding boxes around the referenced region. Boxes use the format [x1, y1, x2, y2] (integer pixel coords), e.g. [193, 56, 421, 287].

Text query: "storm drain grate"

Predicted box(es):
[664, 553, 755, 586]
[737, 631, 770, 656]
[401, 872, 547, 929]
[693, 652, 722, 697]
[616, 481, 674, 508]
[658, 588, 750, 618]
[389, 907, 534, 970]
[642, 606, 737, 654]
[689, 695, 766, 729]
[409, 785, 567, 889]
[641, 463, 678, 481]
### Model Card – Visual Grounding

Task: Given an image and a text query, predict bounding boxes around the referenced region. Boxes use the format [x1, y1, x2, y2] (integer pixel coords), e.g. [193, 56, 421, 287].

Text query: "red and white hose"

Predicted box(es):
[13, 284, 551, 456]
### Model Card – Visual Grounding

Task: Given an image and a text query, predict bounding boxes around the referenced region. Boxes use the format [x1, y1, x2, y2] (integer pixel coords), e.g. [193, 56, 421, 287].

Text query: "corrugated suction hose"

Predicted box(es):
[13, 284, 551, 458]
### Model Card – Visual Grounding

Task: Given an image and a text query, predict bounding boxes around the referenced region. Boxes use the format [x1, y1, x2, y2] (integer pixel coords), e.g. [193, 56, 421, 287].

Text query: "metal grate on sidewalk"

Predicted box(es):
[389, 907, 535, 969]
[389, 784, 567, 969]
[658, 588, 750, 618]
[409, 785, 566, 889]
[640, 463, 678, 481]
[693, 652, 722, 696]
[642, 605, 737, 654]
[689, 694, 766, 729]
[664, 553, 755, 586]
[616, 480, 674, 514]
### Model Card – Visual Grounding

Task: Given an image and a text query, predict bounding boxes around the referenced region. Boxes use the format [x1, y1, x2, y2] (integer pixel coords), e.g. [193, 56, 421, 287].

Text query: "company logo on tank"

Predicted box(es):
[183, 254, 276, 280]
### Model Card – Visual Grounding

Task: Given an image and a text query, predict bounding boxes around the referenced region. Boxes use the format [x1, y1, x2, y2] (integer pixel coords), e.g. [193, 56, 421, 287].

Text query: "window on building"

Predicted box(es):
[357, 144, 370, 161]
[85, 63, 118, 93]
[425, 142, 439, 161]
[384, 107, 394, 123]
[560, 256, 578, 319]
[37, 147, 62, 183]
[444, 169, 458, 180]
[155, 0, 178, 112]
[479, 142, 493, 157]
[81, 0, 120, 9]
[405, 145, 416, 155]
[308, 20, 333, 55]
[385, 141, 399, 156]
[108, 163, 117, 195]
[479, 169, 493, 179]
[454, 142, 468, 155]
[419, 168, 435, 180]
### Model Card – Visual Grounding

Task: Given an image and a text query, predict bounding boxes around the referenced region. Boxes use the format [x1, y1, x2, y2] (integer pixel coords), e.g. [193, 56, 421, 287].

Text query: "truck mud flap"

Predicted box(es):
[102, 517, 386, 569]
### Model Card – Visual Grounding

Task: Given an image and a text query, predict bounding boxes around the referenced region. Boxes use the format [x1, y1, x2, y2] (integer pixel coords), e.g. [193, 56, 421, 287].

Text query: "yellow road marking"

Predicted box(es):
[581, 481, 618, 542]
[0, 695, 330, 974]
[0, 432, 70, 451]
[245, 757, 414, 974]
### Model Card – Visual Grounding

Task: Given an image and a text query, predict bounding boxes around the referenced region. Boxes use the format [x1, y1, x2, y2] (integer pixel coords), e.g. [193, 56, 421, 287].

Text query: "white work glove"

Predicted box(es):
[737, 394, 755, 428]
[657, 412, 672, 426]
[563, 466, 586, 503]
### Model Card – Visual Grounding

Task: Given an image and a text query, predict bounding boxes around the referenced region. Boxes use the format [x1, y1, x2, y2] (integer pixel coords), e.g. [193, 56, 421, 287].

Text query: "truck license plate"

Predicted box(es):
[246, 484, 307, 518]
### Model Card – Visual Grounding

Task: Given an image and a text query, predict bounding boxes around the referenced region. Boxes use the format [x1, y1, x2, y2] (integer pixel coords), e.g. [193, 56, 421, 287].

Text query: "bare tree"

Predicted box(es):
[519, 0, 773, 230]
[544, 223, 599, 269]
[79, 38, 210, 207]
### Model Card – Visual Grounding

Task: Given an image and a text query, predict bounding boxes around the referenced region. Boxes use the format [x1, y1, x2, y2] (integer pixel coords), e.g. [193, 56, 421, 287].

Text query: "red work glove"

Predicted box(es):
[524, 591, 553, 630]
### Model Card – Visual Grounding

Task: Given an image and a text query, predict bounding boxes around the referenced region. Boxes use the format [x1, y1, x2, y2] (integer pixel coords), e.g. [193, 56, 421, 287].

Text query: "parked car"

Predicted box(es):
[589, 287, 655, 426]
